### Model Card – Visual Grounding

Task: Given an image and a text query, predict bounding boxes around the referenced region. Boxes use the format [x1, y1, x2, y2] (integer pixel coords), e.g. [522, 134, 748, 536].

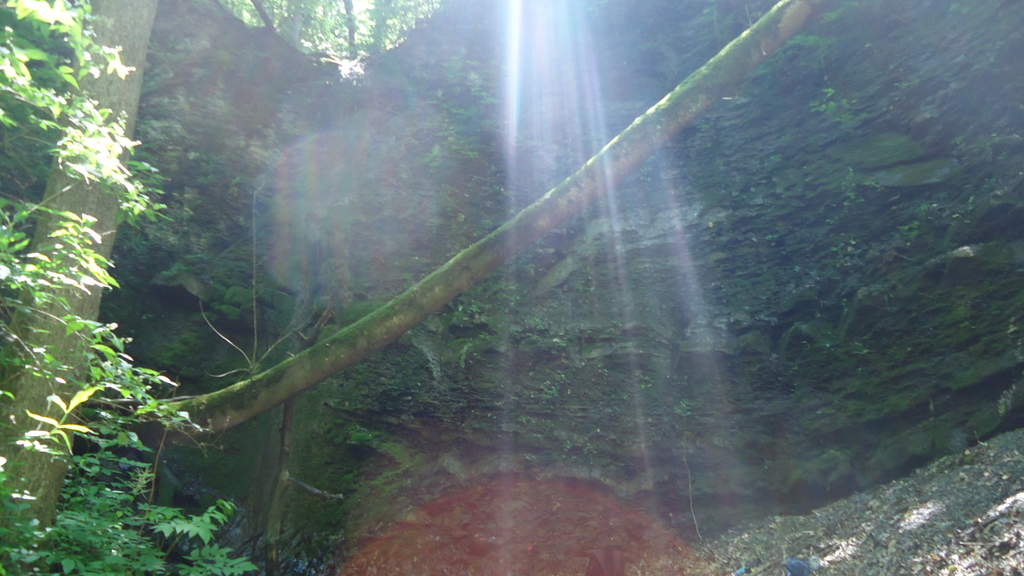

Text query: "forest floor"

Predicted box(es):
[336, 428, 1024, 575]
[690, 427, 1024, 576]
[340, 474, 704, 575]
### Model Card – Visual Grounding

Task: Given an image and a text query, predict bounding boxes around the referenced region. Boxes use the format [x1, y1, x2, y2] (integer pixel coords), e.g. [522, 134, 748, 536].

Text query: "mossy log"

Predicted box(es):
[171, 0, 827, 432]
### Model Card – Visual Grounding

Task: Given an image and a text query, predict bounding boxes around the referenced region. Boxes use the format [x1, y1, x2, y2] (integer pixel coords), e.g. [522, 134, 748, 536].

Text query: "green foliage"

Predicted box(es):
[810, 86, 860, 130]
[0, 203, 117, 315]
[0, 456, 34, 574]
[218, 0, 439, 56]
[0, 0, 161, 214]
[1, 314, 257, 574]
[3, 447, 257, 575]
[0, 3, 254, 575]
[784, 33, 834, 66]
[181, 545, 258, 576]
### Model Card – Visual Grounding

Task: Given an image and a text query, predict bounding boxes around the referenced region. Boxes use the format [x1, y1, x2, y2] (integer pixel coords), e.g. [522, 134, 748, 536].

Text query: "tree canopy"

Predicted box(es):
[218, 0, 440, 56]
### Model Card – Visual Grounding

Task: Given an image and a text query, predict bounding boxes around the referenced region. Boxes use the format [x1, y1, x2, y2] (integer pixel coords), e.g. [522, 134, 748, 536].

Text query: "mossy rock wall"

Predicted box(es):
[106, 0, 1024, 563]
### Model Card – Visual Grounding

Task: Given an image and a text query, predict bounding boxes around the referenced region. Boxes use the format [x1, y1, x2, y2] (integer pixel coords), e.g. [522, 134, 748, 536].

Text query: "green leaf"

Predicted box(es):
[58, 423, 94, 434]
[91, 343, 117, 361]
[65, 318, 88, 334]
[67, 386, 100, 412]
[47, 393, 68, 413]
[13, 43, 50, 62]
[25, 410, 60, 427]
[53, 428, 71, 451]
[58, 64, 78, 88]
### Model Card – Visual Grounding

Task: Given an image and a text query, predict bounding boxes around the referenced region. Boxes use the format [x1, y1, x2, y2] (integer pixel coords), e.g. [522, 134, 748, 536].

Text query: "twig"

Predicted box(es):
[250, 181, 259, 367]
[91, 397, 142, 410]
[199, 300, 252, 366]
[683, 448, 703, 542]
[253, 325, 300, 366]
[296, 307, 334, 344]
[289, 477, 344, 501]
[207, 367, 250, 379]
[148, 427, 169, 504]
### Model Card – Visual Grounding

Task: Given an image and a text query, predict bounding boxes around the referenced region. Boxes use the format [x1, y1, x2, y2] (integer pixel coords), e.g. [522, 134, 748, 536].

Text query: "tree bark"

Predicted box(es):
[344, 0, 358, 58]
[370, 0, 392, 52]
[1, 0, 158, 526]
[171, 0, 827, 433]
[250, 0, 275, 29]
[263, 399, 294, 576]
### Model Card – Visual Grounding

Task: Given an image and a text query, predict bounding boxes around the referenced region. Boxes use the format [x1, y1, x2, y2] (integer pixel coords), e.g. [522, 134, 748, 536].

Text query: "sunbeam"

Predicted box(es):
[499, 0, 666, 547]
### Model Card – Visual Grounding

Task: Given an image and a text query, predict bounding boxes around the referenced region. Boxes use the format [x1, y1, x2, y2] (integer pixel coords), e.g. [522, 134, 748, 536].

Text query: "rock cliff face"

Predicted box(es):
[108, 0, 1024, 566]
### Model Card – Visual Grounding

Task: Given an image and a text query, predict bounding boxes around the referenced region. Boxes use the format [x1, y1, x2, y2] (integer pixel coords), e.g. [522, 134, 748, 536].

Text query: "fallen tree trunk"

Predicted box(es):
[171, 0, 827, 432]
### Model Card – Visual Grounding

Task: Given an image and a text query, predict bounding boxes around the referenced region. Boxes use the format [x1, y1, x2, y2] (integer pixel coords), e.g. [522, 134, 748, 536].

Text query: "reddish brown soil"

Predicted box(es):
[339, 474, 709, 575]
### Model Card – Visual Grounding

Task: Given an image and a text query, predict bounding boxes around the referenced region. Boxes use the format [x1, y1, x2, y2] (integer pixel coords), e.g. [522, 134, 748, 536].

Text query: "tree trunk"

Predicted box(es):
[1, 0, 158, 526]
[171, 0, 827, 433]
[263, 398, 294, 576]
[250, 0, 275, 29]
[343, 0, 357, 58]
[370, 0, 392, 52]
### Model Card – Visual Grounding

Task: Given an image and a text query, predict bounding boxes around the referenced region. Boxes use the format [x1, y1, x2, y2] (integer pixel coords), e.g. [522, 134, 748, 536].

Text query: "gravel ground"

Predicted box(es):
[692, 428, 1024, 576]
